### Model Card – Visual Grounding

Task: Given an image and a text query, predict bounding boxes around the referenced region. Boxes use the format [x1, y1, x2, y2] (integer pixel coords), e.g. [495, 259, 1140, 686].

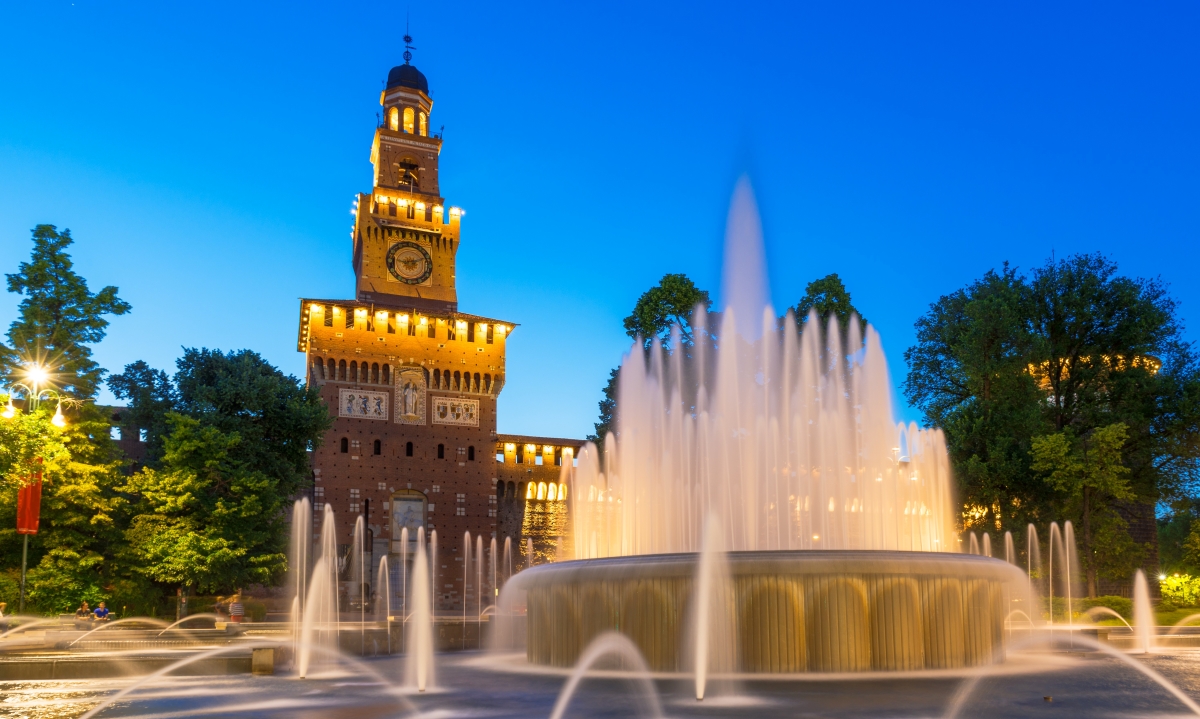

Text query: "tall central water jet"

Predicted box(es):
[571, 178, 954, 556]
[513, 179, 1023, 674]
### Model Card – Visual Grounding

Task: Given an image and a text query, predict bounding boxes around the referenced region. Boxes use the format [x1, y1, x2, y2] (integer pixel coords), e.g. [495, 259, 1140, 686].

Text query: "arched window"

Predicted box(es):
[419, 111, 427, 136]
[453, 371, 461, 391]
[371, 363, 380, 384]
[340, 437, 349, 453]
[338, 360, 347, 381]
[468, 445, 475, 461]
[388, 106, 399, 131]
[473, 373, 481, 392]
[382, 364, 390, 385]
[403, 107, 415, 133]
[350, 360, 358, 383]
[558, 483, 568, 501]
[484, 374, 491, 393]
[547, 483, 557, 501]
[495, 482, 504, 499]
[437, 443, 445, 459]
[405, 441, 414, 457]
[507, 481, 515, 499]
[524, 482, 534, 500]
[327, 358, 336, 379]
[537, 482, 547, 500]
[433, 368, 442, 389]
[373, 439, 381, 455]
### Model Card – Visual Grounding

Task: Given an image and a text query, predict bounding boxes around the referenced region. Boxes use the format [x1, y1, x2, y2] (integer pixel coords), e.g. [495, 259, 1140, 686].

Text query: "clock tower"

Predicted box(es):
[295, 41, 583, 612]
[352, 41, 460, 313]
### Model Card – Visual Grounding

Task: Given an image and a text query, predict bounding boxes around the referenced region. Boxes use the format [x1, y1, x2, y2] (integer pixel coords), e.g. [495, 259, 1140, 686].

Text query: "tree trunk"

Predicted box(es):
[1083, 486, 1097, 598]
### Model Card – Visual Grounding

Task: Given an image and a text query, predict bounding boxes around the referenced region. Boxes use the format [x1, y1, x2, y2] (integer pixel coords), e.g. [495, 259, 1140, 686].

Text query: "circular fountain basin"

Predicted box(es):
[518, 550, 1025, 673]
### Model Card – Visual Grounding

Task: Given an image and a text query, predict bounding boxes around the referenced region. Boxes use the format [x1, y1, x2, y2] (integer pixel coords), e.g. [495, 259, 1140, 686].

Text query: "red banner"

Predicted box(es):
[17, 463, 43, 535]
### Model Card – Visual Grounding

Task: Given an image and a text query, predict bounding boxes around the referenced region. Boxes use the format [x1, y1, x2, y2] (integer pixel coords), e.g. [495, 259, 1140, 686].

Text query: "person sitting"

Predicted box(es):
[93, 601, 110, 622]
[74, 601, 92, 629]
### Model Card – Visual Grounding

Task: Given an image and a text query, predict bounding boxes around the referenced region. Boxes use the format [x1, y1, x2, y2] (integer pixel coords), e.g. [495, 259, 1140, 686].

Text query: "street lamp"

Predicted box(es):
[2, 363, 70, 613]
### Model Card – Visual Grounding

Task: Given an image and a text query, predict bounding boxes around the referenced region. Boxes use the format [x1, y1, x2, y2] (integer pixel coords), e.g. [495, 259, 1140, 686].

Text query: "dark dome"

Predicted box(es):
[386, 63, 428, 94]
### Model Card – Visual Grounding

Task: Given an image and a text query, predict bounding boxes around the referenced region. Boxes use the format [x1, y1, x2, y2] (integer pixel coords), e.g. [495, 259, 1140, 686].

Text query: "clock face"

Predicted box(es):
[386, 241, 433, 284]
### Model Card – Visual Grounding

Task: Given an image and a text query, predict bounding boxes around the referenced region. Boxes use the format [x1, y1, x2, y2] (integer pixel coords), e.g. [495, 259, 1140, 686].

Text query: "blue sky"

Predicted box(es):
[1, 1, 1197, 438]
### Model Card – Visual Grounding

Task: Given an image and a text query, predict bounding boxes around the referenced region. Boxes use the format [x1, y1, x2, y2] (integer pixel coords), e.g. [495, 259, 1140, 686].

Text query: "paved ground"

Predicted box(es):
[5, 649, 1200, 718]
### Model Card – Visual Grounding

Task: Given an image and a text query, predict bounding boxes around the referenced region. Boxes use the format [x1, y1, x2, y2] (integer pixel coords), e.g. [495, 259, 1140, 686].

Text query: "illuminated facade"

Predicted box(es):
[296, 52, 581, 610]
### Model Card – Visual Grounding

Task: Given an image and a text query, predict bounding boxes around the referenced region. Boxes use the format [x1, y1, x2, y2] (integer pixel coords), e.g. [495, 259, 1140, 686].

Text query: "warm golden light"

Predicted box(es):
[51, 403, 65, 428]
[26, 366, 49, 385]
[2, 398, 15, 419]
[558, 483, 567, 501]
[416, 202, 426, 211]
[310, 304, 321, 312]
[525, 483, 535, 500]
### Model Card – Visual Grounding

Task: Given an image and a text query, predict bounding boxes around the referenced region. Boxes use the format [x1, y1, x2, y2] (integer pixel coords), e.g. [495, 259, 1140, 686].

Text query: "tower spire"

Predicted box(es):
[403, 18, 415, 65]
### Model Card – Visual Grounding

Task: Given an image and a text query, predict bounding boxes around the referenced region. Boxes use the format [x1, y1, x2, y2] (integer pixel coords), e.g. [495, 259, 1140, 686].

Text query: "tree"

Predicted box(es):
[1032, 423, 1137, 596]
[2, 225, 130, 398]
[906, 253, 1200, 583]
[114, 348, 332, 594]
[124, 414, 289, 592]
[787, 273, 867, 336]
[904, 265, 1048, 531]
[107, 361, 178, 467]
[0, 226, 150, 613]
[622, 273, 712, 351]
[591, 274, 713, 447]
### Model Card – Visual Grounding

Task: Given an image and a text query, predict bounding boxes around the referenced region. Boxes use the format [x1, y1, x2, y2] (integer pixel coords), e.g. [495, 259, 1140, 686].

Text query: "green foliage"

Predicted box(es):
[905, 253, 1200, 587]
[787, 273, 867, 336]
[1, 225, 130, 399]
[1032, 423, 1132, 499]
[1160, 573, 1200, 607]
[592, 274, 713, 448]
[1159, 504, 1198, 574]
[123, 414, 289, 592]
[107, 360, 176, 467]
[1079, 595, 1134, 620]
[0, 404, 69, 489]
[621, 273, 711, 351]
[905, 265, 1048, 531]
[113, 349, 331, 594]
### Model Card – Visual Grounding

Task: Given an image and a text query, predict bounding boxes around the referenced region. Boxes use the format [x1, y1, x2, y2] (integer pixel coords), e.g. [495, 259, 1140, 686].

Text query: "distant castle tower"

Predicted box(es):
[296, 42, 581, 610]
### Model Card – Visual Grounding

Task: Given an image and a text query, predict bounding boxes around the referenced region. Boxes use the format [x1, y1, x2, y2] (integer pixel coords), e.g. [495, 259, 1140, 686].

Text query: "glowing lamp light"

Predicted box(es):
[415, 202, 426, 211]
[1161, 574, 1168, 581]
[812, 534, 820, 541]
[26, 366, 49, 385]
[51, 403, 66, 428]
[433, 205, 443, 213]
[2, 398, 15, 419]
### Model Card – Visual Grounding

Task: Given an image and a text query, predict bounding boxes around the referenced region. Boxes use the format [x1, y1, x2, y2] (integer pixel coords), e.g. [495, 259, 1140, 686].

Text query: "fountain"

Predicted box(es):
[405, 527, 435, 691]
[506, 179, 1024, 673]
[1134, 569, 1155, 654]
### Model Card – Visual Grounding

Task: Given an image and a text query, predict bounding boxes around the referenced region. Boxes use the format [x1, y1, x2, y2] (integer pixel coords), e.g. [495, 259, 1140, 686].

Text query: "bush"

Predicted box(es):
[1160, 574, 1200, 607]
[1079, 595, 1134, 620]
[1158, 600, 1179, 613]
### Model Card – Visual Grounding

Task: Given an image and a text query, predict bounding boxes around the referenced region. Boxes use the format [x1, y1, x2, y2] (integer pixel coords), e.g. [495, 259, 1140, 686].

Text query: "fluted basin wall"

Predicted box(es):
[521, 551, 1022, 673]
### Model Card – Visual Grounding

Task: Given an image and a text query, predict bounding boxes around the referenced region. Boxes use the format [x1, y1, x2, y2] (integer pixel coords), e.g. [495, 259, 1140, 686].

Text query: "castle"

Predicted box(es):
[295, 47, 581, 610]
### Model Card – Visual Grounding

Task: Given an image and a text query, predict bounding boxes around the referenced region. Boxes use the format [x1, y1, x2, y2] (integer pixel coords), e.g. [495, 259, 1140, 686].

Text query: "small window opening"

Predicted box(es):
[496, 451, 504, 463]
[373, 439, 381, 455]
[467, 322, 475, 342]
[437, 443, 445, 459]
[403, 107, 415, 133]
[340, 437, 349, 453]
[388, 107, 399, 131]
[468, 445, 475, 461]
[406, 441, 414, 457]
[486, 324, 494, 344]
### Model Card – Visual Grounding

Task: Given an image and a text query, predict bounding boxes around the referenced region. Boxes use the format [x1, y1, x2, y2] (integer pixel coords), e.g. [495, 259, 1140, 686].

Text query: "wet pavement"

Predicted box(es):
[4, 649, 1200, 718]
